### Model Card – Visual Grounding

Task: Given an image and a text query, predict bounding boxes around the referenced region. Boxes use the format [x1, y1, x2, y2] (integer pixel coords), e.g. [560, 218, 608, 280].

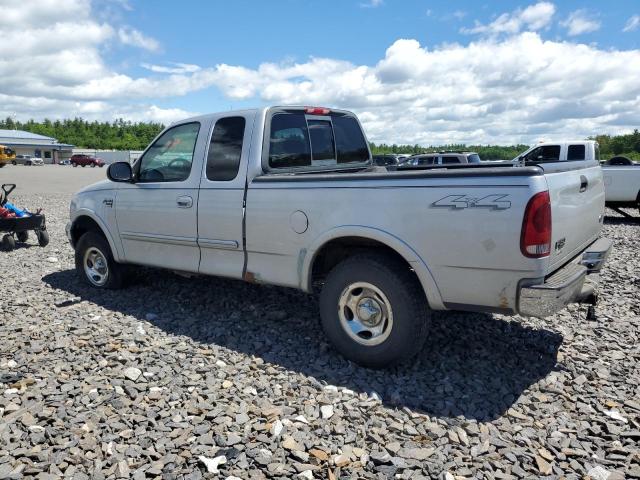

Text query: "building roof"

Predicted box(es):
[0, 129, 55, 141]
[0, 129, 73, 149]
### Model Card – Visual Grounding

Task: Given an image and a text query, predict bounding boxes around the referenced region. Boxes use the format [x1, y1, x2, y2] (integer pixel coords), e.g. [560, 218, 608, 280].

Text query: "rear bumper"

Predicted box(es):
[518, 238, 612, 318]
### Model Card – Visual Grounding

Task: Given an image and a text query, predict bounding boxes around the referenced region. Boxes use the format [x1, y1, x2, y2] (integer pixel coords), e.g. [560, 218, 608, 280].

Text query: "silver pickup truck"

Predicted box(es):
[67, 106, 611, 368]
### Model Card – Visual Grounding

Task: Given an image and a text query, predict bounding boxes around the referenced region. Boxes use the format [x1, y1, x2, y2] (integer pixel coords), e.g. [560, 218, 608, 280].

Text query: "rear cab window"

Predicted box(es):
[265, 108, 370, 171]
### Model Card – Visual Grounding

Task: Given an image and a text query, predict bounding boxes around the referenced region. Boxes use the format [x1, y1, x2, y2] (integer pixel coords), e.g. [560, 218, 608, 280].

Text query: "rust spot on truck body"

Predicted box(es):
[244, 271, 257, 283]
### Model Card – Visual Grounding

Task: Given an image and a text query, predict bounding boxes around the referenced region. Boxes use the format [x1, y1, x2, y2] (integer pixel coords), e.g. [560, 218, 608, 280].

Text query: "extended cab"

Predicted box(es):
[67, 107, 611, 368]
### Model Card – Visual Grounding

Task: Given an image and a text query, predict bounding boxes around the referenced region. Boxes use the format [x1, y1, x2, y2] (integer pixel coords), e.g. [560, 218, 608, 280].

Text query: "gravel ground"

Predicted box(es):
[1, 185, 639, 479]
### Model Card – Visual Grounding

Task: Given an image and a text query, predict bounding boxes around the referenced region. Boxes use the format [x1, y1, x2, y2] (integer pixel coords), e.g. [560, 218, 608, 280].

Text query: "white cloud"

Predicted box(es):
[623, 15, 640, 32]
[360, 0, 383, 8]
[117, 27, 160, 52]
[0, 0, 639, 145]
[462, 2, 555, 36]
[192, 33, 640, 145]
[561, 10, 601, 36]
[453, 10, 467, 20]
[141, 63, 202, 74]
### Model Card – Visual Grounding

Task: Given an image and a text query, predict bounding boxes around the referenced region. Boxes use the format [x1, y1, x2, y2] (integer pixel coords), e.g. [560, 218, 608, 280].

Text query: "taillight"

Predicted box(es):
[304, 107, 331, 115]
[521, 191, 552, 258]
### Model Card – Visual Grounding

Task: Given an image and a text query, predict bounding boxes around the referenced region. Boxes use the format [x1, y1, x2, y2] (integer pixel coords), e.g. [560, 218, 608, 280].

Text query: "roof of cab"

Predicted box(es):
[170, 106, 355, 126]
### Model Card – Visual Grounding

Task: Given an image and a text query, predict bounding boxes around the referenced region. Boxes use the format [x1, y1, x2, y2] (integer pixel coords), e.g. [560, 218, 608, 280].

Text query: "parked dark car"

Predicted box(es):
[70, 154, 105, 168]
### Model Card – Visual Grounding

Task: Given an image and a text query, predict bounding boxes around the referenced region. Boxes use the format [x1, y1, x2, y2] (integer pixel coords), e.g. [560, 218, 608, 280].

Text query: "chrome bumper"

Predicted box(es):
[518, 238, 612, 318]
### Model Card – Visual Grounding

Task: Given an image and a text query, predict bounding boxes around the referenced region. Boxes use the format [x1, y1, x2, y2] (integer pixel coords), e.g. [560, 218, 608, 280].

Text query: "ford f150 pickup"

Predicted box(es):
[67, 106, 611, 368]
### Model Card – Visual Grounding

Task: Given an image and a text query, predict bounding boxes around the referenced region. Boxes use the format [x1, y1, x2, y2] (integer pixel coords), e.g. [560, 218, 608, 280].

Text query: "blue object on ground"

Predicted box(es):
[3, 202, 30, 217]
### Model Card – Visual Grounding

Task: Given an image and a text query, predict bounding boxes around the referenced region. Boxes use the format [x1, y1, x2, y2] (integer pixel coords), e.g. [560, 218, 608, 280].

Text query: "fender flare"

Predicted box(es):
[300, 225, 445, 310]
[71, 208, 124, 262]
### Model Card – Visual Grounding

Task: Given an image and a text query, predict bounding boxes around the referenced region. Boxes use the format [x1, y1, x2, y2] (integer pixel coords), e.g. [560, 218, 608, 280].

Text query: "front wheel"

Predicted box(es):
[72, 162, 78, 167]
[91, 163, 96, 168]
[75, 231, 123, 289]
[319, 254, 430, 369]
[16, 231, 28, 243]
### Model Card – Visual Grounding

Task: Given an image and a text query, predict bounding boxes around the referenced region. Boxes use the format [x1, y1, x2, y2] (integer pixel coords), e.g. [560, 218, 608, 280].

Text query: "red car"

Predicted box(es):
[70, 154, 105, 168]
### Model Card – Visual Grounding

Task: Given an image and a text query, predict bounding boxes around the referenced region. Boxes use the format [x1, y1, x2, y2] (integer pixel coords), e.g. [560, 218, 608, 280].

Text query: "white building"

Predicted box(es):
[0, 129, 74, 164]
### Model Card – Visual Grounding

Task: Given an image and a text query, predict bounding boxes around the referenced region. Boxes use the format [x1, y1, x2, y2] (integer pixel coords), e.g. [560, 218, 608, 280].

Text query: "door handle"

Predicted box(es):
[176, 196, 193, 208]
[579, 175, 588, 193]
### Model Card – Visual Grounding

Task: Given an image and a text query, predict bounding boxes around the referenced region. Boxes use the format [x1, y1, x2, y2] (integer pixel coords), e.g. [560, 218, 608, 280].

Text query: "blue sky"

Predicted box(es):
[1, 0, 639, 144]
[109, 0, 640, 115]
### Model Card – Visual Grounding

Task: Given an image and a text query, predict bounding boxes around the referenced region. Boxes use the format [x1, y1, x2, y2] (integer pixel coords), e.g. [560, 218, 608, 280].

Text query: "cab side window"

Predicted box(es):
[441, 156, 460, 164]
[138, 122, 200, 182]
[206, 117, 246, 181]
[525, 145, 561, 162]
[567, 144, 586, 161]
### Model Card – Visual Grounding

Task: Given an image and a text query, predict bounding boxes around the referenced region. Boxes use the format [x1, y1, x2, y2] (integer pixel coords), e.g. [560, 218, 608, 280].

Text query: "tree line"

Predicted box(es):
[0, 117, 164, 151]
[1, 117, 639, 160]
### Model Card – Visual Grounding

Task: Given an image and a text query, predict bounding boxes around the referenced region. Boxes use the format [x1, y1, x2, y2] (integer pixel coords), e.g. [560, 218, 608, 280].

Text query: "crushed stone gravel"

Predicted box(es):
[1, 192, 639, 479]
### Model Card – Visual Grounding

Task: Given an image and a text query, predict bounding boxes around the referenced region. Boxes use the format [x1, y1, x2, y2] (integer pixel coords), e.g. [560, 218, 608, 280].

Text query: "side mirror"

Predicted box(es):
[107, 162, 133, 182]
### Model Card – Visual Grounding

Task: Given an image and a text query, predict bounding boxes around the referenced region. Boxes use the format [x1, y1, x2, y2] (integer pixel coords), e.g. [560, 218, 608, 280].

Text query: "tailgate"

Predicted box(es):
[543, 161, 605, 271]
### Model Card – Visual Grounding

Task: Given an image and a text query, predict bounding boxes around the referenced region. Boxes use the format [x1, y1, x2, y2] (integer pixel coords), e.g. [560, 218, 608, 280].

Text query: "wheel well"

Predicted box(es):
[70, 216, 106, 247]
[311, 236, 416, 286]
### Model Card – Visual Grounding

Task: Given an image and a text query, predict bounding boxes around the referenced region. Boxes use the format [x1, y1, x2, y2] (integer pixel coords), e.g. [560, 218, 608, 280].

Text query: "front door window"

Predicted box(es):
[137, 122, 200, 182]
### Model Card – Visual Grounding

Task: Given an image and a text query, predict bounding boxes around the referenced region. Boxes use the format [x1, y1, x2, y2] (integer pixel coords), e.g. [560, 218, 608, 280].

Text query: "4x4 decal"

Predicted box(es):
[431, 194, 511, 210]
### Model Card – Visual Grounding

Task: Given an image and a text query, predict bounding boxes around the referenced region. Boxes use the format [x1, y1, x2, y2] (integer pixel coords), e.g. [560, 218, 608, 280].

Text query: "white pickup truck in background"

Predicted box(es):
[516, 140, 640, 217]
[67, 107, 611, 368]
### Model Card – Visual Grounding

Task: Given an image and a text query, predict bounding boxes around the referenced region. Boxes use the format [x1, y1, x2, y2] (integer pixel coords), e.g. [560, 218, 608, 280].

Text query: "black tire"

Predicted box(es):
[319, 253, 430, 369]
[11, 161, 17, 165]
[2, 234, 16, 251]
[81, 164, 86, 167]
[90, 163, 96, 168]
[36, 230, 49, 247]
[75, 231, 123, 289]
[16, 231, 28, 243]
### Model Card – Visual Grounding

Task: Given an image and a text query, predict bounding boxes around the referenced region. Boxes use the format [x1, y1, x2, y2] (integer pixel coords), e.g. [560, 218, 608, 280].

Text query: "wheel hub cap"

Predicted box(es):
[338, 282, 393, 346]
[84, 247, 109, 286]
[357, 298, 382, 326]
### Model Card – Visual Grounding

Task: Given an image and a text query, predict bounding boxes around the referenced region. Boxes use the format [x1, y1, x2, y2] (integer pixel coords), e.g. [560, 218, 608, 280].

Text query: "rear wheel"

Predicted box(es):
[2, 234, 16, 251]
[16, 231, 28, 243]
[72, 162, 78, 167]
[11, 161, 16, 165]
[36, 230, 49, 247]
[75, 231, 123, 289]
[319, 253, 430, 368]
[90, 163, 96, 168]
